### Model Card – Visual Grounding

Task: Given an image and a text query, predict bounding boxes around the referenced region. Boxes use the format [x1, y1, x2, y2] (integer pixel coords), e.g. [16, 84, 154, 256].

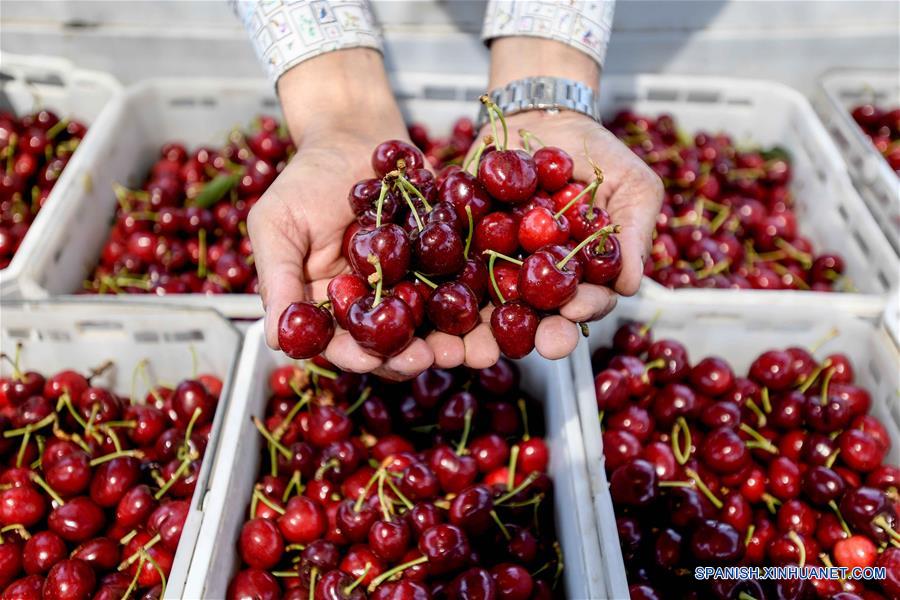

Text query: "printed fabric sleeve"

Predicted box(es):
[482, 1, 616, 67]
[232, 0, 382, 84]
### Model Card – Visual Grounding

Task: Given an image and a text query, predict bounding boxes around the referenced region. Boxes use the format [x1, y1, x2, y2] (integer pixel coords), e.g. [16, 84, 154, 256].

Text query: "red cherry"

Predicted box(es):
[490, 302, 538, 359]
[278, 302, 336, 359]
[533, 147, 573, 192]
[478, 150, 538, 203]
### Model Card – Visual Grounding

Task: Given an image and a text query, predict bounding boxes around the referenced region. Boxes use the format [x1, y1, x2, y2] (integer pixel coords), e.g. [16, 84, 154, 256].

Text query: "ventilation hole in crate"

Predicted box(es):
[170, 97, 197, 107]
[685, 90, 720, 104]
[134, 331, 160, 343]
[199, 98, 217, 108]
[613, 93, 638, 105]
[837, 203, 849, 221]
[647, 88, 679, 102]
[260, 98, 278, 109]
[868, 360, 881, 384]
[166, 330, 205, 342]
[852, 230, 870, 257]
[5, 327, 31, 340]
[877, 271, 889, 290]
[394, 90, 414, 101]
[76, 320, 125, 333]
[46, 331, 71, 342]
[724, 97, 752, 106]
[424, 86, 457, 101]
[25, 74, 64, 87]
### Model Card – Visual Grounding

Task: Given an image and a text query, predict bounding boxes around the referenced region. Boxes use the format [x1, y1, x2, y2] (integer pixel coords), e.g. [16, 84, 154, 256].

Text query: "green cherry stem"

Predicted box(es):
[684, 467, 723, 510]
[368, 254, 385, 306]
[455, 409, 474, 455]
[487, 252, 505, 305]
[252, 416, 292, 459]
[398, 185, 424, 231]
[30, 472, 65, 506]
[518, 129, 545, 153]
[479, 95, 509, 150]
[374, 179, 390, 229]
[787, 530, 806, 568]
[413, 271, 438, 290]
[463, 205, 474, 259]
[197, 229, 208, 279]
[820, 366, 836, 407]
[556, 225, 620, 270]
[345, 387, 372, 415]
[367, 555, 429, 593]
[463, 136, 493, 176]
[397, 176, 432, 212]
[553, 179, 599, 220]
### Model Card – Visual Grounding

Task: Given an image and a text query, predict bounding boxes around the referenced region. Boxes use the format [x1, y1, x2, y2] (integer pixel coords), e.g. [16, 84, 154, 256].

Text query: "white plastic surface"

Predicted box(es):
[598, 75, 897, 318]
[0, 300, 243, 599]
[818, 69, 900, 254]
[571, 297, 900, 596]
[13, 73, 482, 318]
[0, 53, 120, 299]
[184, 320, 607, 600]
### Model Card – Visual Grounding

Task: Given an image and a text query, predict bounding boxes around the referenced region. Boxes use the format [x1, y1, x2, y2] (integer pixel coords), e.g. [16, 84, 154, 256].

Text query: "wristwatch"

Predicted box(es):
[476, 76, 602, 130]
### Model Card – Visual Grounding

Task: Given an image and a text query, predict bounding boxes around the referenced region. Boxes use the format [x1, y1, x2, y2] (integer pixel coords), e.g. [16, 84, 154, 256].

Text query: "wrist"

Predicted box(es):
[277, 48, 404, 145]
[489, 38, 600, 93]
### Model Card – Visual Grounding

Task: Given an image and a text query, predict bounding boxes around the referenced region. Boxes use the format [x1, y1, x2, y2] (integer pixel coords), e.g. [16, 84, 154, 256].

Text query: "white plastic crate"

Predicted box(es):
[0, 300, 243, 599]
[598, 75, 897, 318]
[571, 297, 900, 596]
[13, 73, 482, 318]
[183, 319, 608, 600]
[818, 69, 900, 254]
[0, 54, 120, 300]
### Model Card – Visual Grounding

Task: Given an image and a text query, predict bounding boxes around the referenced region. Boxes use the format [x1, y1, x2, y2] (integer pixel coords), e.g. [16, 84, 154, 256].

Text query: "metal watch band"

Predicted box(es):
[476, 76, 601, 130]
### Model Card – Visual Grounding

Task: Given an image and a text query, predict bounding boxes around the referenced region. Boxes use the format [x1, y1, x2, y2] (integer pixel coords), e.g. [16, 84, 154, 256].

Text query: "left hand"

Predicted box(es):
[425, 109, 663, 369]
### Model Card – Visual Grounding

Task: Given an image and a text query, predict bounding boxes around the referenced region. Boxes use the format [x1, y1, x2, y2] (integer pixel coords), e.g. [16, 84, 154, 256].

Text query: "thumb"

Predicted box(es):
[607, 167, 664, 296]
[247, 199, 310, 349]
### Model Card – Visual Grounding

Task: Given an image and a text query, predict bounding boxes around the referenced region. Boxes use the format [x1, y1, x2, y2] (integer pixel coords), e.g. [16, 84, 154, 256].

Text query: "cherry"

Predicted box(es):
[456, 258, 489, 304]
[689, 520, 743, 564]
[228, 569, 281, 600]
[44, 451, 91, 498]
[327, 274, 369, 329]
[518, 438, 549, 474]
[646, 340, 690, 383]
[0, 484, 45, 527]
[89, 456, 140, 507]
[473, 212, 518, 256]
[610, 459, 657, 507]
[652, 383, 696, 428]
[369, 519, 411, 562]
[71, 537, 120, 572]
[533, 147, 574, 192]
[42, 559, 95, 600]
[517, 207, 569, 253]
[371, 140, 425, 178]
[125, 405, 166, 446]
[838, 429, 886, 472]
[580, 234, 623, 285]
[348, 225, 411, 287]
[478, 150, 537, 203]
[699, 427, 748, 474]
[22, 531, 67, 575]
[487, 263, 520, 305]
[278, 496, 326, 544]
[875, 547, 900, 598]
[490, 563, 533, 600]
[602, 429, 642, 470]
[612, 321, 653, 356]
[346, 295, 415, 358]
[689, 357, 734, 397]
[172, 379, 215, 428]
[239, 518, 284, 570]
[439, 171, 492, 224]
[490, 302, 538, 359]
[425, 282, 480, 335]
[418, 524, 470, 574]
[278, 302, 336, 359]
[803, 465, 845, 505]
[834, 535, 877, 570]
[413, 222, 465, 276]
[749, 350, 795, 390]
[517, 250, 577, 310]
[768, 457, 802, 501]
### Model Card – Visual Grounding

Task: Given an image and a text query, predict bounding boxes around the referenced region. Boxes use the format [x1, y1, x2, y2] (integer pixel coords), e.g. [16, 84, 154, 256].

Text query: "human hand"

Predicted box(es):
[249, 50, 434, 380]
[426, 110, 662, 370]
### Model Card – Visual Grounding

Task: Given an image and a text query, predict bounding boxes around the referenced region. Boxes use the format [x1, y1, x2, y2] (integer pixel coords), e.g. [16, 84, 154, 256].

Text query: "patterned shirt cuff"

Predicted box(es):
[482, 0, 616, 67]
[234, 0, 382, 84]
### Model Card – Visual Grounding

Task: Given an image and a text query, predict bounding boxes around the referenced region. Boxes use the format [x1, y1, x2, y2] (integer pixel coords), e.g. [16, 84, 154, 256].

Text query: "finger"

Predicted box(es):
[463, 319, 500, 370]
[374, 339, 435, 381]
[535, 316, 580, 360]
[248, 198, 309, 349]
[559, 283, 618, 323]
[426, 331, 466, 369]
[323, 331, 383, 373]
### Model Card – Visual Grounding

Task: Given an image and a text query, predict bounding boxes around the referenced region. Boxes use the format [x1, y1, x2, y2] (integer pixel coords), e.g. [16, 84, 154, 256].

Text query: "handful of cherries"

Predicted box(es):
[228, 357, 563, 600]
[279, 97, 622, 362]
[0, 109, 88, 269]
[0, 350, 223, 600]
[591, 319, 899, 599]
[609, 110, 853, 292]
[84, 115, 295, 296]
[851, 104, 900, 174]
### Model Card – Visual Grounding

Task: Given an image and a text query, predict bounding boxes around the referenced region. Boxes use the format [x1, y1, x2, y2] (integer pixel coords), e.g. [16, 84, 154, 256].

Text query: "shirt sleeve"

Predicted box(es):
[482, 1, 616, 67]
[233, 0, 382, 84]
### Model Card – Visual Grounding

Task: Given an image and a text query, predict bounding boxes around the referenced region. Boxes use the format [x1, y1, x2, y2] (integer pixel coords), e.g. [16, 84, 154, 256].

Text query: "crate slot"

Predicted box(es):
[166, 330, 206, 342]
[423, 86, 457, 101]
[75, 320, 126, 333]
[646, 88, 679, 102]
[852, 230, 870, 257]
[685, 90, 721, 104]
[25, 73, 64, 87]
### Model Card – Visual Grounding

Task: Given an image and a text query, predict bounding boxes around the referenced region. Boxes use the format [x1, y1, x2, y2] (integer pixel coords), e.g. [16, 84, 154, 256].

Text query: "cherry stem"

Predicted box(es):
[397, 176, 432, 212]
[30, 472, 65, 506]
[684, 467, 723, 510]
[775, 238, 814, 268]
[463, 136, 492, 176]
[376, 471, 391, 520]
[797, 359, 831, 394]
[517, 399, 531, 441]
[154, 457, 191, 500]
[413, 271, 438, 289]
[482, 249, 523, 266]
[491, 510, 511, 540]
[315, 457, 340, 481]
[367, 555, 428, 593]
[743, 398, 767, 428]
[304, 362, 338, 381]
[398, 185, 424, 231]
[463, 205, 474, 259]
[89, 449, 142, 467]
[197, 229, 208, 279]
[273, 392, 311, 441]
[696, 259, 731, 280]
[345, 564, 372, 595]
[384, 475, 413, 510]
[873, 516, 900, 542]
[252, 416, 292, 459]
[122, 555, 146, 600]
[0, 524, 30, 543]
[828, 500, 852, 536]
[486, 253, 506, 304]
[374, 179, 389, 229]
[119, 533, 161, 570]
[738, 593, 758, 600]
[820, 366, 836, 407]
[809, 328, 840, 354]
[308, 568, 318, 600]
[455, 409, 474, 455]
[556, 225, 620, 270]
[518, 129, 544, 153]
[495, 472, 539, 505]
[787, 530, 806, 568]
[5, 134, 17, 175]
[671, 416, 692, 465]
[709, 205, 731, 233]
[507, 444, 520, 491]
[368, 254, 385, 306]
[282, 471, 303, 503]
[642, 358, 666, 381]
[480, 95, 509, 151]
[553, 180, 598, 220]
[639, 312, 662, 336]
[744, 524, 756, 547]
[825, 449, 840, 469]
[354, 467, 383, 513]
[760, 387, 772, 414]
[254, 489, 285, 515]
[3, 412, 56, 438]
[739, 423, 779, 454]
[345, 387, 372, 416]
[761, 493, 782, 514]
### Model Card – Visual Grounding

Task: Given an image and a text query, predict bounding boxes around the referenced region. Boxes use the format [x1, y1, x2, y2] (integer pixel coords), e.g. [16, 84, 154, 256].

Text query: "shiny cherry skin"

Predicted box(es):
[749, 350, 795, 390]
[612, 321, 653, 356]
[594, 369, 629, 412]
[42, 558, 96, 600]
[803, 465, 845, 505]
[278, 301, 336, 359]
[371, 140, 425, 177]
[22, 531, 67, 575]
[517, 207, 569, 253]
[700, 427, 748, 474]
[413, 222, 465, 276]
[48, 497, 105, 543]
[172, 378, 216, 428]
[690, 357, 734, 397]
[478, 149, 538, 203]
[239, 518, 284, 570]
[227, 568, 281, 600]
[439, 171, 493, 224]
[490, 563, 533, 600]
[391, 280, 426, 327]
[327, 274, 369, 329]
[278, 496, 326, 544]
[517, 250, 577, 310]
[418, 524, 471, 575]
[346, 295, 415, 358]
[689, 520, 743, 564]
[473, 212, 518, 256]
[533, 147, 573, 192]
[348, 224, 411, 287]
[580, 234, 623, 286]
[425, 282, 480, 335]
[838, 429, 886, 472]
[490, 302, 539, 359]
[610, 459, 657, 507]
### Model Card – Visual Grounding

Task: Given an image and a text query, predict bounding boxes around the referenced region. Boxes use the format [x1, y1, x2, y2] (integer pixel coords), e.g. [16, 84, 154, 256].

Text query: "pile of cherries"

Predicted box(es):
[278, 98, 622, 361]
[85, 115, 294, 295]
[609, 110, 852, 292]
[851, 104, 900, 174]
[0, 352, 223, 599]
[229, 357, 563, 600]
[407, 117, 477, 171]
[0, 109, 88, 269]
[591, 319, 900, 599]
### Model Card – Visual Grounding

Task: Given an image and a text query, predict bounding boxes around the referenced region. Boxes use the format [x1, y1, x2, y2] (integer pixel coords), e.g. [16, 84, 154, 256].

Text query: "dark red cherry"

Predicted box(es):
[749, 350, 795, 390]
[517, 250, 577, 311]
[478, 150, 537, 203]
[42, 558, 96, 600]
[533, 147, 573, 192]
[278, 301, 336, 359]
[348, 225, 411, 287]
[413, 222, 465, 276]
[371, 140, 425, 177]
[426, 282, 480, 336]
[327, 274, 369, 329]
[490, 302, 538, 359]
[346, 295, 415, 358]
